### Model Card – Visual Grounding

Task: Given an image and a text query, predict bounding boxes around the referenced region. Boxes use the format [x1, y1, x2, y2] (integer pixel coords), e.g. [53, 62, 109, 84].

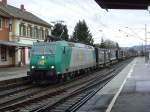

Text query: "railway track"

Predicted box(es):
[51, 61, 127, 112]
[0, 69, 111, 112]
[33, 59, 129, 112]
[0, 76, 30, 91]
[0, 59, 133, 112]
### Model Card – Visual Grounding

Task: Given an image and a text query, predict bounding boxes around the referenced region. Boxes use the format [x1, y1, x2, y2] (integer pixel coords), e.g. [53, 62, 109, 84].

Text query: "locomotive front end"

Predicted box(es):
[28, 42, 57, 83]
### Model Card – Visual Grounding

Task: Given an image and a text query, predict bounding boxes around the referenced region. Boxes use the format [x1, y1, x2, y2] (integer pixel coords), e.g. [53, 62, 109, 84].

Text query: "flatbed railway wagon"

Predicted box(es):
[95, 48, 110, 68]
[109, 48, 118, 64]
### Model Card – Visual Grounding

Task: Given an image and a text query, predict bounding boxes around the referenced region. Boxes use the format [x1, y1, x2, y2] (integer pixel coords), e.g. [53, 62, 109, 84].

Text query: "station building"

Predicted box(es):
[0, 0, 52, 67]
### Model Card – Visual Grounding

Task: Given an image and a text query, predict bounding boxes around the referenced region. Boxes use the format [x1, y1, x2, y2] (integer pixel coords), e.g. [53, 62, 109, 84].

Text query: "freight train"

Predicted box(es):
[27, 41, 136, 83]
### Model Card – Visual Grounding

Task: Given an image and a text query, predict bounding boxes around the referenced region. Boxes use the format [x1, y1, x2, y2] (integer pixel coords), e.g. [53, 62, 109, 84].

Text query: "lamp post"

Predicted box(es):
[98, 30, 105, 47]
[145, 24, 147, 53]
[144, 24, 149, 62]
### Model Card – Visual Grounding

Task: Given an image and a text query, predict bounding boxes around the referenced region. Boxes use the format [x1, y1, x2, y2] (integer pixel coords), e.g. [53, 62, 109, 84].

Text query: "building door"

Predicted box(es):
[11, 47, 15, 66]
[9, 46, 15, 66]
[21, 48, 25, 65]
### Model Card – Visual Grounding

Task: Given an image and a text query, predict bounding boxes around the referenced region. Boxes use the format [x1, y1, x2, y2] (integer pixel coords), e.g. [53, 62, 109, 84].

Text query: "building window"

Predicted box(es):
[0, 18, 2, 30]
[41, 29, 44, 40]
[19, 24, 23, 36]
[19, 23, 26, 37]
[32, 27, 34, 38]
[37, 28, 40, 39]
[27, 25, 32, 38]
[45, 29, 49, 38]
[39, 28, 44, 40]
[27, 26, 29, 37]
[30, 27, 33, 37]
[34, 26, 40, 39]
[23, 25, 26, 36]
[9, 24, 12, 32]
[5, 19, 9, 28]
[34, 26, 38, 39]
[1, 46, 7, 61]
[9, 47, 15, 57]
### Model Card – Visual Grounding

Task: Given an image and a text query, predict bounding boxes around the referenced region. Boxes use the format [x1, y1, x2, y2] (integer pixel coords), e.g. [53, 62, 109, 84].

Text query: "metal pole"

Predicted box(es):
[145, 24, 148, 62]
[145, 24, 147, 52]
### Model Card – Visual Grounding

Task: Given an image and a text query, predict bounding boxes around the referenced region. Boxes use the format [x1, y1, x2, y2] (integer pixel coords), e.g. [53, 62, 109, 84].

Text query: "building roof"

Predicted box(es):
[0, 40, 31, 47]
[95, 0, 150, 9]
[0, 9, 9, 17]
[0, 4, 51, 27]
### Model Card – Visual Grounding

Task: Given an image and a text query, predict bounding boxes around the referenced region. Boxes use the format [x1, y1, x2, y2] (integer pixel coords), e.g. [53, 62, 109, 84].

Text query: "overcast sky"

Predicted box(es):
[8, 0, 150, 47]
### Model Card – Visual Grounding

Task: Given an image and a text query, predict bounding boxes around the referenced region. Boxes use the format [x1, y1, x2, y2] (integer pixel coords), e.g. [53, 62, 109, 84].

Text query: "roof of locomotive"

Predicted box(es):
[33, 41, 94, 49]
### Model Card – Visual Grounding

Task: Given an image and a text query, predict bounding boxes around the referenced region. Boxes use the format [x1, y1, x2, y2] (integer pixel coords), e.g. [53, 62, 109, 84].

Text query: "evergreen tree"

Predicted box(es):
[100, 38, 105, 48]
[100, 38, 120, 49]
[51, 23, 69, 40]
[116, 42, 120, 49]
[72, 20, 94, 45]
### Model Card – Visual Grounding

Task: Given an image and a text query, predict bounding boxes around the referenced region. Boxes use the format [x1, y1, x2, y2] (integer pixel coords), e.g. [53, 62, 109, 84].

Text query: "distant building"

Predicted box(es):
[0, 0, 51, 67]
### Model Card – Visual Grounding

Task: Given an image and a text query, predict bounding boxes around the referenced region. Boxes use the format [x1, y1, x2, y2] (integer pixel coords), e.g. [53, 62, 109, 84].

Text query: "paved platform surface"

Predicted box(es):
[110, 57, 150, 112]
[0, 66, 29, 81]
[77, 57, 150, 112]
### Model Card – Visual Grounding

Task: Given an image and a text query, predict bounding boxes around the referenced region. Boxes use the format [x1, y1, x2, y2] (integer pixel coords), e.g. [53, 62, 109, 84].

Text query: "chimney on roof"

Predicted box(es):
[20, 4, 25, 11]
[1, 0, 7, 5]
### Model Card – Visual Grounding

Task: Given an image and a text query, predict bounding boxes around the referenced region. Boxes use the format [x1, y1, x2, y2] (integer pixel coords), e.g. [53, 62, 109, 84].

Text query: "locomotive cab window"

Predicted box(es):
[31, 43, 55, 55]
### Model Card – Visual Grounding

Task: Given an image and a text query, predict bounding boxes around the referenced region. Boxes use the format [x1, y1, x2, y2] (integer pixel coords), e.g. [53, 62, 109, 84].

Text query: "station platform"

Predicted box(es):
[0, 66, 28, 81]
[77, 57, 150, 112]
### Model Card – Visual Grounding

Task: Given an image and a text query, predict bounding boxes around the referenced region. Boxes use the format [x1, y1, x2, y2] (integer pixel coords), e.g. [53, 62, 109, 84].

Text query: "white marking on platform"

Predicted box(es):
[105, 60, 136, 112]
[127, 62, 136, 78]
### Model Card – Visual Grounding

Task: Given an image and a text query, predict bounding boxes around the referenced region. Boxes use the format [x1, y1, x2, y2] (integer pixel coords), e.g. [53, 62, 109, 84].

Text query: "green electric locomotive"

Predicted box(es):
[28, 41, 96, 83]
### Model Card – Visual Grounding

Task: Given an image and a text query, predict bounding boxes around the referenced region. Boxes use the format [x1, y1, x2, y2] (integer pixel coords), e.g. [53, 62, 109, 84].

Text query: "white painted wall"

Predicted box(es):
[14, 19, 20, 36]
[9, 19, 51, 43]
[15, 48, 21, 66]
[25, 47, 30, 64]
[8, 18, 51, 66]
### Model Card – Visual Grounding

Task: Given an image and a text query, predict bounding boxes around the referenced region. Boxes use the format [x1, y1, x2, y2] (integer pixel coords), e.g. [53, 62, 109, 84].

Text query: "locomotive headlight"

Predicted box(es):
[51, 66, 54, 69]
[41, 56, 45, 59]
[31, 66, 35, 69]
